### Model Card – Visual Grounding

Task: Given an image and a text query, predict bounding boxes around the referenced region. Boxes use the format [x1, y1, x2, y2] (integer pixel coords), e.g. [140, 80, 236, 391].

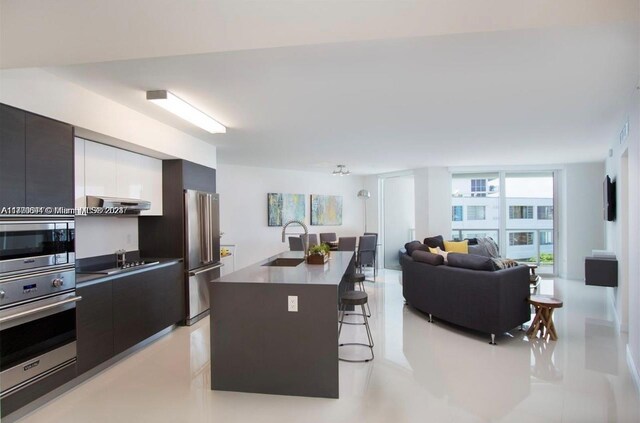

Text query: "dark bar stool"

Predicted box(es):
[347, 273, 370, 317]
[338, 291, 374, 363]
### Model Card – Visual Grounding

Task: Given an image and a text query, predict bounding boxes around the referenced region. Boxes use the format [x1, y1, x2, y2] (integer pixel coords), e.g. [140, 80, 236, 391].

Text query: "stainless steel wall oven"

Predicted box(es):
[0, 217, 79, 403]
[0, 218, 75, 278]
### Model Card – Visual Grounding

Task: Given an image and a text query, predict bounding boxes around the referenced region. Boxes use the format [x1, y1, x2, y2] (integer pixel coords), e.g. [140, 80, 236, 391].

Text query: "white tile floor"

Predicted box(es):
[17, 270, 640, 422]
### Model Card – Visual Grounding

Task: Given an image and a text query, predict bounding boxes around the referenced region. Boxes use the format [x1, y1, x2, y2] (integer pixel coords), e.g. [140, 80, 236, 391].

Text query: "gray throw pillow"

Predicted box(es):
[447, 252, 497, 271]
[468, 244, 490, 257]
[412, 250, 445, 266]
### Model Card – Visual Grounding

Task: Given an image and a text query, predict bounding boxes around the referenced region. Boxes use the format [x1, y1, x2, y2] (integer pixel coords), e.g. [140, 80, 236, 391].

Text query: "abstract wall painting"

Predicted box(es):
[310, 195, 343, 226]
[267, 193, 305, 226]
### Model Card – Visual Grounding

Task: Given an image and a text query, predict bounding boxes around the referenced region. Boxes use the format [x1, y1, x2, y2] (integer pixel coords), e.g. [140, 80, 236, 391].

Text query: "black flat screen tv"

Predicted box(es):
[604, 175, 616, 222]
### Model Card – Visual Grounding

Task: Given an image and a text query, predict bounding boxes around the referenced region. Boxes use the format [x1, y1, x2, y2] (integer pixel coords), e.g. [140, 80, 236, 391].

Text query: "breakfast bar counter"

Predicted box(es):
[208, 251, 355, 398]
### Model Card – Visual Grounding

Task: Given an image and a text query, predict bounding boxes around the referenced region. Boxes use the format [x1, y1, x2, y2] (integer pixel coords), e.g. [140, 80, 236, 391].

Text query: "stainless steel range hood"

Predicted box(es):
[85, 196, 151, 215]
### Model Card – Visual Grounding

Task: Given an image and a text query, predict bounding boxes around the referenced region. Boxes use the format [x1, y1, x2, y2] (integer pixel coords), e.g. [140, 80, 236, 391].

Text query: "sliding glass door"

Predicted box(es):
[451, 173, 500, 242]
[504, 172, 555, 274]
[451, 171, 556, 275]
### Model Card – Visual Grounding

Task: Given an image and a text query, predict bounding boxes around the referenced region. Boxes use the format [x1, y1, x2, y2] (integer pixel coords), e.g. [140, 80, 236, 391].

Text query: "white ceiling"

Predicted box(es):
[1, 0, 636, 68]
[46, 22, 638, 175]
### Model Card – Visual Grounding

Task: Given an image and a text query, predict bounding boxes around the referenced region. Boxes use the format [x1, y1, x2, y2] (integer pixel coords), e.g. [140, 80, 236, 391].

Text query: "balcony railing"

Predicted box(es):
[451, 228, 554, 272]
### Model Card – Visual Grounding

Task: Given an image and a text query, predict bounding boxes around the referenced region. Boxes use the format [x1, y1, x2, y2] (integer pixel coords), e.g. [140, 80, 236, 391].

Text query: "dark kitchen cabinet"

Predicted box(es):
[113, 262, 184, 354]
[0, 103, 74, 209]
[25, 113, 74, 208]
[139, 159, 216, 258]
[76, 280, 114, 374]
[181, 160, 216, 192]
[0, 104, 26, 208]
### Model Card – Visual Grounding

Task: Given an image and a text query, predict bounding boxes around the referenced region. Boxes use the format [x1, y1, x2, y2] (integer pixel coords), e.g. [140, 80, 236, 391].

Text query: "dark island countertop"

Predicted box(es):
[209, 250, 356, 399]
[212, 251, 354, 285]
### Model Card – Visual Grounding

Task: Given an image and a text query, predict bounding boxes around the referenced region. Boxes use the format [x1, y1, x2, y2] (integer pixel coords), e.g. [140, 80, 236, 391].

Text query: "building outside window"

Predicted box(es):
[466, 205, 486, 220]
[470, 179, 487, 197]
[539, 230, 553, 245]
[509, 232, 534, 246]
[509, 205, 533, 219]
[537, 206, 553, 220]
[452, 205, 463, 221]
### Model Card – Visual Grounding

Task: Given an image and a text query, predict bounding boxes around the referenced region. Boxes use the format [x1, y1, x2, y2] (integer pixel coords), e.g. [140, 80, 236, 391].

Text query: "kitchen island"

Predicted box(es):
[209, 251, 355, 399]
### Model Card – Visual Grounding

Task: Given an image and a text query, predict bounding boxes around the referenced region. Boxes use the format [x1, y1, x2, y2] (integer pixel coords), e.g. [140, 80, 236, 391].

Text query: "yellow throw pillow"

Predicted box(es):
[428, 247, 439, 254]
[444, 240, 469, 254]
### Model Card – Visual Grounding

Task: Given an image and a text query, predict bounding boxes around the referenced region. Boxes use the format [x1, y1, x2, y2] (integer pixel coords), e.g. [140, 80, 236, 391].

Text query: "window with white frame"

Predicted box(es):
[539, 230, 553, 245]
[452, 205, 463, 221]
[537, 206, 553, 220]
[470, 179, 487, 197]
[509, 232, 534, 246]
[509, 205, 533, 219]
[466, 205, 486, 220]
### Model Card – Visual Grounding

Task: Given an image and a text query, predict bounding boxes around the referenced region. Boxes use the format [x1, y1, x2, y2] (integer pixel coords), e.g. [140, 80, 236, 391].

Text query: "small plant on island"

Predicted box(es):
[308, 243, 330, 257]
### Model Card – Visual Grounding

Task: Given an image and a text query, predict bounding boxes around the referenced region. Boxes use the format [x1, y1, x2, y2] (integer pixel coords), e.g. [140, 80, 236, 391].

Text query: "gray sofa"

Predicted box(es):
[400, 252, 531, 344]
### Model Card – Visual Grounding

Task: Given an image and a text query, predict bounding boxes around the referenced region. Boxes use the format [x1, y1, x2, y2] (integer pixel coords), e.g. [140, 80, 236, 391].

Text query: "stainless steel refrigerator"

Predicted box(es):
[184, 189, 221, 325]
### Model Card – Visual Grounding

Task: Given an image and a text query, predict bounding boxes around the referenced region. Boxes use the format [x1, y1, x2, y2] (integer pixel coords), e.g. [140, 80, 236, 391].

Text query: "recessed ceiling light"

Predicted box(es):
[146, 90, 226, 134]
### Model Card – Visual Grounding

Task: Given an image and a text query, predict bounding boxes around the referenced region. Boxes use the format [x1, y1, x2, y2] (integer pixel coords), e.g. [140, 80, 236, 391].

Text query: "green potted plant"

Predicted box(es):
[307, 243, 330, 264]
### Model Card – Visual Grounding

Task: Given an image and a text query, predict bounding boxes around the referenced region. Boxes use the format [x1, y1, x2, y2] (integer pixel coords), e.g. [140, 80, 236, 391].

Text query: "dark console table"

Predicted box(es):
[585, 256, 618, 287]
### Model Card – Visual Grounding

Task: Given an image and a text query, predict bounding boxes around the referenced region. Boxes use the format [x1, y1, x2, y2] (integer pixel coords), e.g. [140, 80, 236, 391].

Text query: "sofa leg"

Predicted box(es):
[519, 324, 525, 331]
[428, 313, 433, 323]
[489, 334, 496, 345]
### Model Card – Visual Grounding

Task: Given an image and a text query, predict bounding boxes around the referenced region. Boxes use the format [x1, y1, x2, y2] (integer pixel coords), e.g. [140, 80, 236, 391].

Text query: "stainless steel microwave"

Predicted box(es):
[0, 219, 75, 277]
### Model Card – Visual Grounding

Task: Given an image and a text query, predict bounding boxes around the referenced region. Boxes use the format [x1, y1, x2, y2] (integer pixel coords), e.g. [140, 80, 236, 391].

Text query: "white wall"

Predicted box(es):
[413, 167, 452, 242]
[383, 175, 415, 269]
[0, 68, 216, 168]
[559, 162, 606, 280]
[216, 164, 365, 270]
[75, 217, 138, 259]
[605, 96, 639, 337]
[627, 96, 640, 391]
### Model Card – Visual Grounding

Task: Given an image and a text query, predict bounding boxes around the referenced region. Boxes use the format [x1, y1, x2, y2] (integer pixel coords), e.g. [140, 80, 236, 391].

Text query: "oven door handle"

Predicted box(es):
[0, 296, 82, 325]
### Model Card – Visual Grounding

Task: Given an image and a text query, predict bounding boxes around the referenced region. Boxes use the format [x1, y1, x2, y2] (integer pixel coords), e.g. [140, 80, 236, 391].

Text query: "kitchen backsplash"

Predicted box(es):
[75, 216, 138, 259]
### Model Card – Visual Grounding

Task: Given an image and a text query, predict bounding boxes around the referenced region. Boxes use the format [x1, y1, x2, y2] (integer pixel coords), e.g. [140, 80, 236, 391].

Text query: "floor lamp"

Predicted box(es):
[357, 189, 371, 232]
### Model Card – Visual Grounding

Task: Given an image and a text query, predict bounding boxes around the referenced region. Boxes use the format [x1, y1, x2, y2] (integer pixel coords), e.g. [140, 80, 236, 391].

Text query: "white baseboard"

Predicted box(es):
[608, 289, 629, 333]
[627, 345, 640, 395]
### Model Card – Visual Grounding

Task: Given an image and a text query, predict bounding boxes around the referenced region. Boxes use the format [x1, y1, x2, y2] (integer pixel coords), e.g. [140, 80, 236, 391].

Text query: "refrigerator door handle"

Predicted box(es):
[199, 193, 207, 265]
[204, 194, 211, 263]
[208, 193, 214, 263]
[188, 262, 223, 277]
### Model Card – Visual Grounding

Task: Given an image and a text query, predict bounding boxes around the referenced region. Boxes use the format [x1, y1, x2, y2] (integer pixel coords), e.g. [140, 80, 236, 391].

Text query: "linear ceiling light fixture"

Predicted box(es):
[332, 164, 350, 176]
[146, 90, 226, 134]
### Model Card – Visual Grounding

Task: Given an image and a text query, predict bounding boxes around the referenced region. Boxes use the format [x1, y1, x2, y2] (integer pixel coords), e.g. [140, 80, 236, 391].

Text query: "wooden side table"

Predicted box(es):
[527, 295, 563, 341]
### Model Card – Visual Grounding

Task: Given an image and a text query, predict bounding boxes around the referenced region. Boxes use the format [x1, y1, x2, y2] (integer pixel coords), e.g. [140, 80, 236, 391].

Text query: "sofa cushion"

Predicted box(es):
[447, 252, 497, 271]
[405, 241, 428, 256]
[412, 250, 445, 266]
[444, 240, 469, 253]
[423, 235, 445, 250]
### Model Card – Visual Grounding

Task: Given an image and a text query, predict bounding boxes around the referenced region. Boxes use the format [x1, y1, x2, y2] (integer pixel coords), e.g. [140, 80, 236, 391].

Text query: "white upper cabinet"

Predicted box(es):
[83, 140, 117, 197]
[116, 149, 163, 215]
[74, 137, 86, 208]
[77, 140, 163, 215]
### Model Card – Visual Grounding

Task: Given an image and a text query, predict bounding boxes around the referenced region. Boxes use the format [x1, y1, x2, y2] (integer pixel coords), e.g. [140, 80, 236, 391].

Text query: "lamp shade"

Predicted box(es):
[357, 189, 371, 199]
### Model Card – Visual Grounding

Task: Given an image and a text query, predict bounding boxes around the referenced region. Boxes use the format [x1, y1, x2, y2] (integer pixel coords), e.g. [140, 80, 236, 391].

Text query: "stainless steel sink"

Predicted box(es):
[262, 258, 305, 267]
